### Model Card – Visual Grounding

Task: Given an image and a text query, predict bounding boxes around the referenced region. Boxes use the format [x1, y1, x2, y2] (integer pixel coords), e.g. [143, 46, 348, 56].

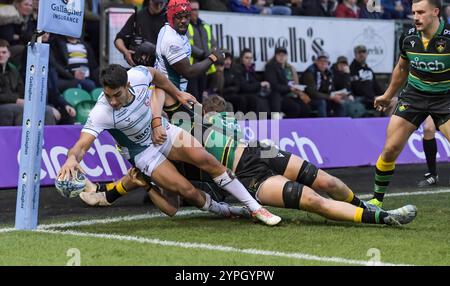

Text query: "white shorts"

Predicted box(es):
[134, 123, 182, 177]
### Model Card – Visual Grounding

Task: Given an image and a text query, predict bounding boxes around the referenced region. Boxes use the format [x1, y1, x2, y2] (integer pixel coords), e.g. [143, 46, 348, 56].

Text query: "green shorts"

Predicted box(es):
[394, 85, 450, 128]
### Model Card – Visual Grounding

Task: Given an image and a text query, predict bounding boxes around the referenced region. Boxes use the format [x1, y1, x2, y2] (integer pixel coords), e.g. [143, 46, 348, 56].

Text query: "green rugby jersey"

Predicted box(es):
[399, 20, 450, 94]
[203, 113, 243, 170]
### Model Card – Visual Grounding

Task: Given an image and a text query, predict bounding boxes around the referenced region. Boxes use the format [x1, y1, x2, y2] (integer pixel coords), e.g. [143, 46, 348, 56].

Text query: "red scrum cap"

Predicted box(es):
[166, 0, 192, 28]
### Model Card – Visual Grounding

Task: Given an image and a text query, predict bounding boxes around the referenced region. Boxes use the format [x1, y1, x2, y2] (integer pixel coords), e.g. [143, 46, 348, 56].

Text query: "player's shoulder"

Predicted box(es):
[128, 66, 153, 86]
[86, 99, 113, 125]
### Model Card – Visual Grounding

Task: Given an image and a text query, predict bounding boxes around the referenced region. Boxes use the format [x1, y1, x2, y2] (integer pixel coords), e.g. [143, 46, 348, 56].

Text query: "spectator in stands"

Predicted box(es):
[332, 56, 351, 92]
[198, 0, 230, 11]
[359, 0, 383, 19]
[265, 47, 309, 119]
[266, 0, 292, 15]
[51, 36, 99, 93]
[0, 0, 33, 66]
[350, 44, 383, 111]
[187, 0, 217, 102]
[302, 0, 336, 17]
[214, 52, 246, 113]
[235, 48, 271, 115]
[115, 0, 167, 66]
[290, 0, 305, 15]
[335, 0, 359, 18]
[0, 39, 56, 126]
[301, 51, 346, 117]
[230, 0, 261, 14]
[381, 0, 406, 19]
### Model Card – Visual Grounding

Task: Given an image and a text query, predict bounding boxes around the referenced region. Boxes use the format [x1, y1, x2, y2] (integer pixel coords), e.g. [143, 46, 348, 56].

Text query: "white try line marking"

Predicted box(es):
[36, 228, 411, 266]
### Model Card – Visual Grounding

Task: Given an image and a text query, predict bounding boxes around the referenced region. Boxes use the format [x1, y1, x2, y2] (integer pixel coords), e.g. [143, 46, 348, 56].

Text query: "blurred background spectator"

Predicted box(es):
[115, 0, 166, 66]
[265, 47, 310, 119]
[235, 48, 271, 115]
[350, 44, 384, 114]
[301, 52, 346, 117]
[0, 39, 57, 126]
[51, 36, 99, 93]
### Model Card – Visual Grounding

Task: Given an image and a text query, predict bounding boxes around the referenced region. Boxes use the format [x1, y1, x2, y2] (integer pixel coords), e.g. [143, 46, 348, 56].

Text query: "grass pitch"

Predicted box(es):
[1, 192, 449, 266]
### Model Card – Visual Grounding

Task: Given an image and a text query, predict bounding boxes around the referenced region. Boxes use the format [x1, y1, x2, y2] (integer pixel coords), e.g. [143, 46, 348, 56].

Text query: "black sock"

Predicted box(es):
[362, 209, 389, 224]
[350, 195, 366, 209]
[423, 138, 437, 176]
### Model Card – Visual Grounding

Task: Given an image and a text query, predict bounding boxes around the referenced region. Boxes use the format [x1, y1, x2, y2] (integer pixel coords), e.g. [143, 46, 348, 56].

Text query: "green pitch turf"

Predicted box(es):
[0, 193, 449, 266]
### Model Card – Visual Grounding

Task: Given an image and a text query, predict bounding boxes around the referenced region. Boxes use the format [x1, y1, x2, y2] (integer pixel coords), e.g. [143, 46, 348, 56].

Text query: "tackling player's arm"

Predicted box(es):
[374, 56, 409, 112]
[170, 49, 224, 79]
[148, 67, 197, 108]
[148, 188, 179, 217]
[59, 132, 96, 179]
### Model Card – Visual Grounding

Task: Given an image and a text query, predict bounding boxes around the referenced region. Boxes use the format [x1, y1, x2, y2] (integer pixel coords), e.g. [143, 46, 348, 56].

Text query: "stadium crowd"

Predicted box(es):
[0, 0, 449, 125]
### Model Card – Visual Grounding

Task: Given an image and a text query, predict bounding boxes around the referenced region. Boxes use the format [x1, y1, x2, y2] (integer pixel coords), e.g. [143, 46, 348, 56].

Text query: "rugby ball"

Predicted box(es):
[55, 171, 87, 198]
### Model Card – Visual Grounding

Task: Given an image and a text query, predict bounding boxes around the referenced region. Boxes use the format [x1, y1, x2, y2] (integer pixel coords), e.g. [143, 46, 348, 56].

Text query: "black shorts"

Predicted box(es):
[235, 142, 291, 197]
[394, 85, 450, 128]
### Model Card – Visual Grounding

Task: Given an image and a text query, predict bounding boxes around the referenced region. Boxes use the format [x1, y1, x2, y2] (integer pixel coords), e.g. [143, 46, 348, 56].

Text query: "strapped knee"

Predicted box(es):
[282, 181, 304, 210]
[297, 161, 318, 187]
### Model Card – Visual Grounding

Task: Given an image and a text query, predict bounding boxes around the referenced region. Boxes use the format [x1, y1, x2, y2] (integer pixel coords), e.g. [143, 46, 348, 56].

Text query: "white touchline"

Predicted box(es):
[36, 229, 412, 266]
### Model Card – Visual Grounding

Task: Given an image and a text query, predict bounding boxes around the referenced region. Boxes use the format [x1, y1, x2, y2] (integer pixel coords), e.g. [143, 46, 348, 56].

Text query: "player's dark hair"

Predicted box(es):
[0, 39, 10, 50]
[100, 64, 128, 89]
[413, 0, 442, 10]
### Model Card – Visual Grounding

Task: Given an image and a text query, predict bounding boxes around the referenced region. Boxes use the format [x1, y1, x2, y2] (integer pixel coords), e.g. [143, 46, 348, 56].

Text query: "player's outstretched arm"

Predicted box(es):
[59, 132, 96, 180]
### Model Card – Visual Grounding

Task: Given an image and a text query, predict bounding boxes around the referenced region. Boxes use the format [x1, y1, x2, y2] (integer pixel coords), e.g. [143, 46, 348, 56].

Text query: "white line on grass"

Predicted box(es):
[37, 209, 203, 230]
[358, 188, 450, 199]
[1, 189, 449, 234]
[36, 228, 411, 266]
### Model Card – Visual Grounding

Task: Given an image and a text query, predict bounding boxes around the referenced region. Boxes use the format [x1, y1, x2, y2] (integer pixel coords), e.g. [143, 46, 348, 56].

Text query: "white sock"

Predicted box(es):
[200, 192, 230, 216]
[213, 171, 261, 212]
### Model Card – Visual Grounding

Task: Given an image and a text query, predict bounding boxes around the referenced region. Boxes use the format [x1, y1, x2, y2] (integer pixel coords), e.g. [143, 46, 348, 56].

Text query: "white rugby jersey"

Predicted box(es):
[155, 23, 191, 91]
[82, 66, 162, 162]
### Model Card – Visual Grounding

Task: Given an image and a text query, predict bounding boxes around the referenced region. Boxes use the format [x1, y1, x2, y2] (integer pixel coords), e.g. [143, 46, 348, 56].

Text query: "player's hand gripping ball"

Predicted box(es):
[55, 171, 87, 198]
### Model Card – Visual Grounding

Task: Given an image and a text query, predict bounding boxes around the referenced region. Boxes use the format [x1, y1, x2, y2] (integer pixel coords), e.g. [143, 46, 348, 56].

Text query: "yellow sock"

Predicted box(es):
[345, 192, 354, 203]
[353, 207, 364, 223]
[376, 156, 395, 172]
[116, 181, 128, 196]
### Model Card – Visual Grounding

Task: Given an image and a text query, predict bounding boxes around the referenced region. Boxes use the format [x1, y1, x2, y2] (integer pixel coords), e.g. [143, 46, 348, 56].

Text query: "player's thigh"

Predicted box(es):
[257, 175, 290, 208]
[151, 159, 195, 194]
[168, 129, 223, 170]
[382, 115, 417, 158]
